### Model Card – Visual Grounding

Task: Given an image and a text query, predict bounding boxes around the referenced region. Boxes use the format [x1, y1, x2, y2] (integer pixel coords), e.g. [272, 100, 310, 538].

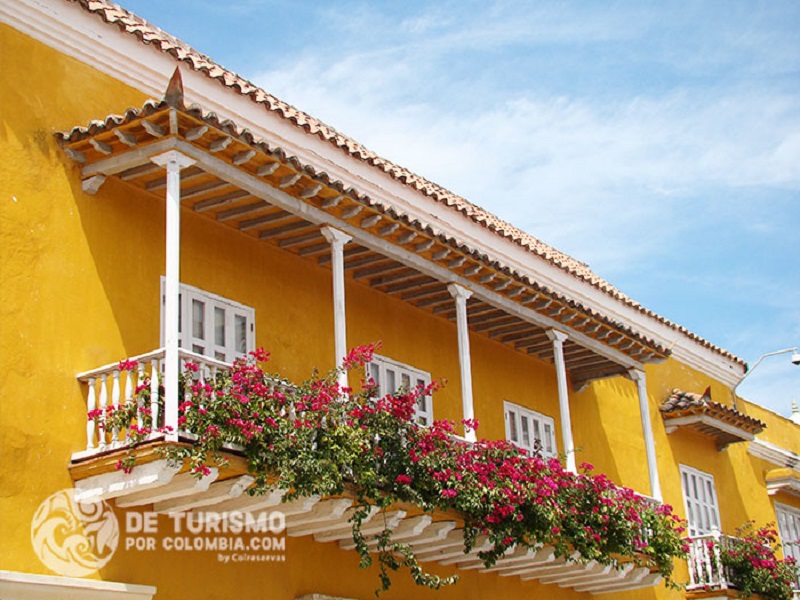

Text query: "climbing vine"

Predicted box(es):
[92, 345, 687, 593]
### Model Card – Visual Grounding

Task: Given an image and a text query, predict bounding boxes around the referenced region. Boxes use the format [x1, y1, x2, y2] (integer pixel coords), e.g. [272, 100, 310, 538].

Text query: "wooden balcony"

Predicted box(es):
[70, 351, 663, 595]
[685, 530, 800, 600]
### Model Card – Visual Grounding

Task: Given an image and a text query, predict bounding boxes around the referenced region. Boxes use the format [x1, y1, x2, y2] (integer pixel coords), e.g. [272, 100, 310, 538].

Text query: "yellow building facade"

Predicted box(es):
[1, 1, 798, 599]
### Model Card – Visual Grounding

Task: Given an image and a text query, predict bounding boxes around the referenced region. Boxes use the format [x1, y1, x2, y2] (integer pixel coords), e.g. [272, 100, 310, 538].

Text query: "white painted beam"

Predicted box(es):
[116, 469, 218, 508]
[153, 475, 254, 513]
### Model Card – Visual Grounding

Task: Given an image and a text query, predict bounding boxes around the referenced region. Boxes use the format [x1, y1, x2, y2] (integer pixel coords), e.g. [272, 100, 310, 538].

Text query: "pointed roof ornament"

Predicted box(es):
[164, 67, 185, 110]
[792, 400, 799, 425]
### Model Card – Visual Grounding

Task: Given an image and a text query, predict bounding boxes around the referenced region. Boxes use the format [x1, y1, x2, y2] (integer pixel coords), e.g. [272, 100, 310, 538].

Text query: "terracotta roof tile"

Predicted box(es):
[63, 0, 744, 366]
[661, 388, 765, 434]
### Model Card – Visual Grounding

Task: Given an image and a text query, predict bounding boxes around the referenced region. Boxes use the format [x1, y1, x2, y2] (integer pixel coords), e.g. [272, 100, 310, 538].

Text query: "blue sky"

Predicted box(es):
[123, 0, 799, 417]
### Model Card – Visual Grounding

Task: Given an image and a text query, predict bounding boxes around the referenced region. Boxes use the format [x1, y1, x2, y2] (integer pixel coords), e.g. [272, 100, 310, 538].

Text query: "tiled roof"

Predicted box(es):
[64, 0, 744, 367]
[661, 388, 766, 434]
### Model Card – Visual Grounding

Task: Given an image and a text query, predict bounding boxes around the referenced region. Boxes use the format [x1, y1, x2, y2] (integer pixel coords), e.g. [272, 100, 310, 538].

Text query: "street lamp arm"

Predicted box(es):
[732, 347, 800, 398]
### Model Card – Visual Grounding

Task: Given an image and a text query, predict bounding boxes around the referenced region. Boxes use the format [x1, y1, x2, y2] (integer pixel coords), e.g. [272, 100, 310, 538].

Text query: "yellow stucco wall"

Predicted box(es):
[2, 22, 798, 600]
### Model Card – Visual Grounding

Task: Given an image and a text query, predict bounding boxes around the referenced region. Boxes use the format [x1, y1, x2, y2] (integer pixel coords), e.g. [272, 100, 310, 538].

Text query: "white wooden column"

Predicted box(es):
[151, 150, 196, 442]
[448, 284, 476, 442]
[546, 329, 576, 472]
[320, 226, 352, 390]
[629, 369, 662, 501]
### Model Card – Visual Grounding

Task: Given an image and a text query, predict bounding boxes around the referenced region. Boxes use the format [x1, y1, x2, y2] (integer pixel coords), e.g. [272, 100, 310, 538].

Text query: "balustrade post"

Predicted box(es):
[111, 369, 121, 445]
[98, 373, 109, 449]
[136, 361, 145, 433]
[124, 367, 134, 406]
[85, 377, 97, 451]
[686, 538, 698, 587]
[711, 527, 727, 589]
[150, 358, 160, 434]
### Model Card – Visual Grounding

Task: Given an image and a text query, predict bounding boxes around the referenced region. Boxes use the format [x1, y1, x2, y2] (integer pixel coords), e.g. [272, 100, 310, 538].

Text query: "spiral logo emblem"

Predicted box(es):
[31, 489, 119, 577]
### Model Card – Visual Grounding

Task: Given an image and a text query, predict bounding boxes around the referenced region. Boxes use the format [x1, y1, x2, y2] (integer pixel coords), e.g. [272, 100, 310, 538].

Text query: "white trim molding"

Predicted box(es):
[74, 459, 181, 503]
[0, 571, 156, 600]
[664, 414, 756, 449]
[765, 471, 800, 497]
[748, 439, 800, 471]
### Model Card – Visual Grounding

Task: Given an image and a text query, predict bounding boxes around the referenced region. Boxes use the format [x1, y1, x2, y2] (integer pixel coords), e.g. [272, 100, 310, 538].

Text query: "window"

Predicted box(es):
[365, 355, 432, 426]
[680, 465, 721, 537]
[160, 280, 255, 363]
[776, 502, 800, 591]
[504, 401, 556, 458]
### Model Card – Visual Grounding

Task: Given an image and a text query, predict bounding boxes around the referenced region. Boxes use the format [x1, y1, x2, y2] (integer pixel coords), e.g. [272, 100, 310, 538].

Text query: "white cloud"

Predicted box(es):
[249, 0, 800, 414]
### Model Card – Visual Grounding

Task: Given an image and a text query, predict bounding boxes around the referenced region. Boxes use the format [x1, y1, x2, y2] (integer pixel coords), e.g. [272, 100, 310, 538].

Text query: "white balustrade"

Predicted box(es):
[76, 348, 234, 458]
[685, 529, 733, 591]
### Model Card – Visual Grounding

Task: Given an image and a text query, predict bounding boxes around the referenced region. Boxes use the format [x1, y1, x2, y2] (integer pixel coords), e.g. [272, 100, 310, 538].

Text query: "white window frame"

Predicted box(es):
[679, 465, 721, 537]
[160, 279, 255, 363]
[504, 401, 556, 458]
[365, 354, 432, 426]
[775, 502, 800, 591]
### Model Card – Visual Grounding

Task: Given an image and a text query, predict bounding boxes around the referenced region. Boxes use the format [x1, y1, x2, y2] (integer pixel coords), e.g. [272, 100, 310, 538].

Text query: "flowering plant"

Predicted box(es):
[720, 522, 798, 600]
[90, 345, 687, 593]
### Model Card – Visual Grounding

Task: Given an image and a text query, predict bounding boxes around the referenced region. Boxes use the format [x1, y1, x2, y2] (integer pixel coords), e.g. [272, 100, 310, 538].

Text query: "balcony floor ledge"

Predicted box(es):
[67, 443, 662, 595]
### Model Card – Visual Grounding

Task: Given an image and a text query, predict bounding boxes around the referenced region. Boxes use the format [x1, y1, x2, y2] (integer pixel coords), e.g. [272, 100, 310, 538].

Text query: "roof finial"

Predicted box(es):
[164, 67, 185, 110]
[792, 400, 799, 425]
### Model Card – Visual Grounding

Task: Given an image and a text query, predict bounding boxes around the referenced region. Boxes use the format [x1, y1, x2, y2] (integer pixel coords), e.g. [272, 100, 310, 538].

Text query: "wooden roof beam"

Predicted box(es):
[279, 230, 325, 249]
[500, 331, 547, 344]
[369, 269, 422, 287]
[488, 323, 534, 339]
[239, 210, 292, 231]
[383, 276, 436, 295]
[466, 309, 508, 325]
[353, 261, 404, 280]
[318, 245, 370, 265]
[402, 284, 447, 301]
[343, 253, 386, 270]
[258, 220, 311, 239]
[472, 315, 519, 332]
[215, 200, 269, 222]
[416, 293, 453, 309]
[297, 242, 330, 257]
[181, 179, 229, 200]
[193, 189, 251, 212]
[433, 300, 494, 317]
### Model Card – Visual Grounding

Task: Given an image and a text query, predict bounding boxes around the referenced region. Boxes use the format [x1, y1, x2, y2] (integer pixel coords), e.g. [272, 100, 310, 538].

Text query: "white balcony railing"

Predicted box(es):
[687, 530, 800, 598]
[74, 348, 231, 459]
[685, 529, 735, 591]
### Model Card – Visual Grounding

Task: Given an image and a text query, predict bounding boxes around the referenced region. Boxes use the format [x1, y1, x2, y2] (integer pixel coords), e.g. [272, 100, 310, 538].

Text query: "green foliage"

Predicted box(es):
[92, 345, 688, 594]
[720, 522, 799, 600]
